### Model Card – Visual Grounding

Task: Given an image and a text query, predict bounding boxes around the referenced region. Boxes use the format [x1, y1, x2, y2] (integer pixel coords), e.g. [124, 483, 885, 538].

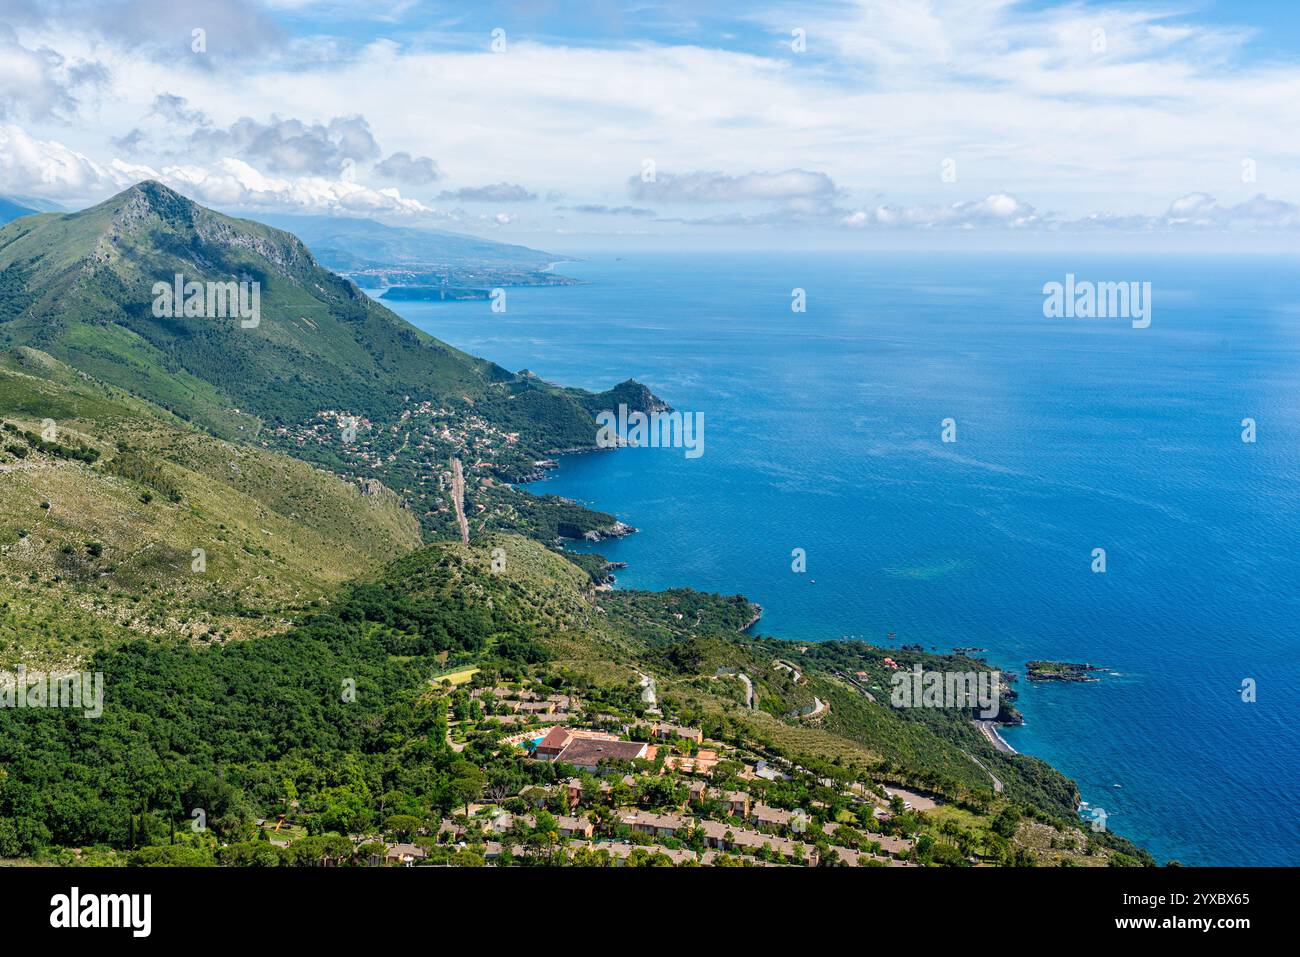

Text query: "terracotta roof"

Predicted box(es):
[556, 737, 647, 767]
[620, 810, 691, 831]
[534, 726, 573, 754]
[385, 843, 426, 860]
[752, 803, 796, 825]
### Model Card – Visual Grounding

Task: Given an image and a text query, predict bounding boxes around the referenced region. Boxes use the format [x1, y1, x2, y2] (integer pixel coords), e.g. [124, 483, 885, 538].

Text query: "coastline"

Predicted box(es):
[397, 252, 1300, 867]
[974, 719, 1019, 755]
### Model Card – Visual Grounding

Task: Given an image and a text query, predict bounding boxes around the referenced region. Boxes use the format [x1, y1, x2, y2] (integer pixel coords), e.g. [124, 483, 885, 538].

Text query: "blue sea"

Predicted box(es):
[390, 251, 1300, 866]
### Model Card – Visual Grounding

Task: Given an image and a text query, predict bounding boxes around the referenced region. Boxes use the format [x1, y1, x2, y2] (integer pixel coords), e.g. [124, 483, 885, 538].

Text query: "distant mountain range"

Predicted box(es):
[252, 212, 578, 290]
[0, 194, 63, 225]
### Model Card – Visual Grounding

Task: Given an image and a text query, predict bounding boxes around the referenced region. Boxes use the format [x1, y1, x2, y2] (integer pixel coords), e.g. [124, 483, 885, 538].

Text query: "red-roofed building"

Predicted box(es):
[533, 726, 573, 760]
[555, 737, 648, 771]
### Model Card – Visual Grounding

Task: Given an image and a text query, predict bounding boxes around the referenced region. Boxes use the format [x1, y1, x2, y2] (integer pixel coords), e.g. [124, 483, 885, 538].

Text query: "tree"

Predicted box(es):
[991, 807, 1021, 839]
[385, 815, 421, 842]
[448, 761, 485, 815]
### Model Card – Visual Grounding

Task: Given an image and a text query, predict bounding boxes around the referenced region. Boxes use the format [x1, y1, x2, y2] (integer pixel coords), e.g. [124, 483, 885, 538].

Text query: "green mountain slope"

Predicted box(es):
[0, 348, 422, 665]
[0, 182, 629, 448]
[0, 532, 1150, 866]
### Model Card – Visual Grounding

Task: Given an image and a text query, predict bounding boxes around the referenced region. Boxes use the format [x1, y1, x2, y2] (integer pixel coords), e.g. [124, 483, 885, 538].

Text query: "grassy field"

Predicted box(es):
[432, 666, 480, 686]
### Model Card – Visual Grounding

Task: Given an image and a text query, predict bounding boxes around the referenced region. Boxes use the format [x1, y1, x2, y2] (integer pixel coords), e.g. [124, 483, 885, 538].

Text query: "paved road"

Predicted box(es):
[773, 659, 802, 683]
[737, 672, 755, 708]
[635, 670, 658, 707]
[964, 751, 1004, 793]
[802, 696, 828, 719]
[450, 457, 470, 545]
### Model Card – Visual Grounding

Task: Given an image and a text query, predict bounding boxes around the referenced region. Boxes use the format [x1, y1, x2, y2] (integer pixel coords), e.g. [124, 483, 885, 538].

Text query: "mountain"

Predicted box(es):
[252, 213, 575, 289]
[3, 195, 64, 212]
[0, 195, 63, 225]
[0, 198, 36, 225]
[0, 182, 633, 447]
[0, 181, 655, 546]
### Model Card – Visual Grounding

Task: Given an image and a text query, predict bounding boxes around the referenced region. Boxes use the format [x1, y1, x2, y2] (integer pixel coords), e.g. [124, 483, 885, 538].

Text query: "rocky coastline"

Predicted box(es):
[1025, 660, 1105, 682]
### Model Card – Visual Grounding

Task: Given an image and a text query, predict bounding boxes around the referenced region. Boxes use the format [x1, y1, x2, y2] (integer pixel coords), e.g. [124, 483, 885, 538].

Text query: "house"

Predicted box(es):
[598, 774, 639, 801]
[826, 845, 870, 867]
[565, 778, 583, 809]
[723, 791, 751, 818]
[532, 726, 573, 760]
[518, 700, 558, 715]
[482, 841, 525, 862]
[554, 737, 648, 772]
[751, 803, 797, 830]
[694, 821, 818, 866]
[664, 748, 719, 776]
[557, 815, 594, 839]
[688, 781, 708, 804]
[651, 722, 704, 744]
[437, 819, 464, 841]
[620, 810, 691, 839]
[384, 843, 427, 867]
[534, 727, 621, 761]
[519, 785, 553, 807]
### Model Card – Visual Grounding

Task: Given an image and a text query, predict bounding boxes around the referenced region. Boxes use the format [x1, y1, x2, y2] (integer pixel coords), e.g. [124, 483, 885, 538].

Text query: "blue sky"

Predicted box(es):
[2, 0, 1300, 248]
[263, 1, 1300, 59]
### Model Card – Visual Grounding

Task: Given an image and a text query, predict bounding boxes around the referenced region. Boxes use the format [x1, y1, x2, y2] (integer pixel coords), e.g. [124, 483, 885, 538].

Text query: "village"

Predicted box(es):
[355, 678, 927, 867]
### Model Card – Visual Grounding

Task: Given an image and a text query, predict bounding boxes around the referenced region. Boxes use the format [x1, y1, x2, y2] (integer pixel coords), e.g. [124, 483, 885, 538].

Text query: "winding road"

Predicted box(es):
[450, 457, 470, 545]
[737, 672, 755, 708]
[964, 751, 1004, 793]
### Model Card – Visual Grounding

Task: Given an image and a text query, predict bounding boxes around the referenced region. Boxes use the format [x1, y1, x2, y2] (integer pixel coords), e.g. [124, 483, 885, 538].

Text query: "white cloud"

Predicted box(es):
[7, 2, 1300, 240]
[561, 204, 657, 217]
[1158, 192, 1300, 229]
[838, 190, 1300, 232]
[630, 168, 838, 203]
[188, 114, 381, 176]
[374, 151, 441, 184]
[0, 124, 124, 192]
[843, 193, 1040, 229]
[0, 25, 102, 121]
[437, 182, 536, 202]
[147, 157, 433, 214]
